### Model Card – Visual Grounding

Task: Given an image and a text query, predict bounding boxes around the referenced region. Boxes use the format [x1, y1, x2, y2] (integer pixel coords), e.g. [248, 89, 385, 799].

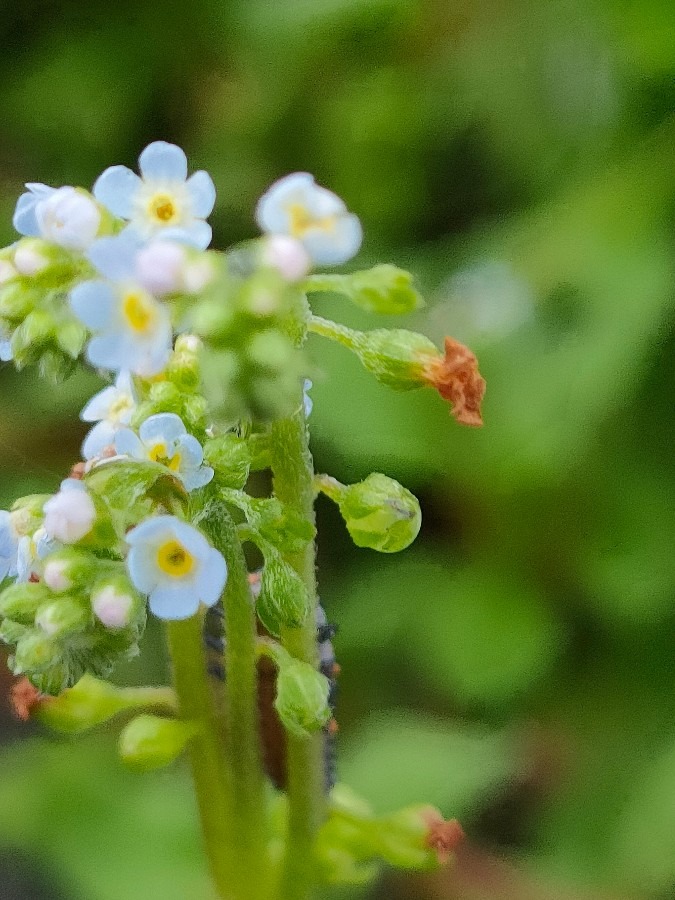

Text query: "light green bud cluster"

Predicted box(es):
[0, 238, 92, 381]
[186, 255, 311, 422]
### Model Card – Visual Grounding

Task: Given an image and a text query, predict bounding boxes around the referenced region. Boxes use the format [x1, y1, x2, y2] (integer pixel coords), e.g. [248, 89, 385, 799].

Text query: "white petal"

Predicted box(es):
[88, 232, 142, 281]
[126, 515, 175, 546]
[255, 173, 315, 233]
[12, 192, 41, 237]
[139, 142, 188, 182]
[81, 384, 119, 422]
[82, 421, 117, 460]
[93, 166, 142, 218]
[169, 518, 212, 560]
[195, 548, 227, 606]
[70, 281, 117, 330]
[149, 584, 199, 620]
[113, 427, 146, 459]
[160, 220, 212, 250]
[301, 213, 362, 266]
[182, 466, 214, 491]
[86, 331, 127, 371]
[139, 412, 186, 445]
[127, 544, 161, 594]
[186, 171, 216, 218]
[175, 433, 203, 467]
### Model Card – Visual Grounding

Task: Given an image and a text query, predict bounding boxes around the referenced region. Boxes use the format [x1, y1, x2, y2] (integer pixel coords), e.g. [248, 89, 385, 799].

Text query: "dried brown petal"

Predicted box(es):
[423, 810, 465, 865]
[10, 677, 42, 721]
[422, 337, 485, 427]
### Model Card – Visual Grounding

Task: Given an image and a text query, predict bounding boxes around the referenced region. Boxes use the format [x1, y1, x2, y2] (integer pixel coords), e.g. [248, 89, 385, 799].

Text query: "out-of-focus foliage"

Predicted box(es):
[0, 0, 674, 898]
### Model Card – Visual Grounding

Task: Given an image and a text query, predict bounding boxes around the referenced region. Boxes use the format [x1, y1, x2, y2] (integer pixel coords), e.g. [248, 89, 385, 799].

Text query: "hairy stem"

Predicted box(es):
[166, 615, 236, 899]
[269, 409, 324, 900]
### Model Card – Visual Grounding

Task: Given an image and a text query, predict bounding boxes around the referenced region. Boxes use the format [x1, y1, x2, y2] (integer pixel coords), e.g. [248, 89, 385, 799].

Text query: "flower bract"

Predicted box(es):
[126, 515, 227, 619]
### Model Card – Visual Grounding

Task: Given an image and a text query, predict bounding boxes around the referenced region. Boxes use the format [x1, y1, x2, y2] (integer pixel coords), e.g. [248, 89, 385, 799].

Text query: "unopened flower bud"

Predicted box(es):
[136, 240, 187, 296]
[274, 658, 331, 739]
[43, 480, 96, 544]
[35, 187, 101, 251]
[322, 473, 421, 553]
[91, 582, 135, 629]
[257, 553, 310, 634]
[182, 257, 216, 294]
[14, 240, 49, 277]
[118, 714, 195, 771]
[35, 596, 89, 638]
[43, 559, 72, 593]
[262, 235, 311, 282]
[0, 581, 51, 623]
[13, 630, 61, 673]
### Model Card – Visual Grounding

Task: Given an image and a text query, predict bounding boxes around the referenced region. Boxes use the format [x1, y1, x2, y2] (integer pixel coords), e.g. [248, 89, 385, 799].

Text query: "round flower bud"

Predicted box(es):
[43, 480, 96, 544]
[136, 240, 187, 296]
[35, 187, 101, 251]
[119, 714, 195, 772]
[274, 659, 331, 739]
[91, 583, 135, 629]
[13, 630, 62, 674]
[258, 554, 310, 635]
[337, 473, 421, 553]
[0, 581, 50, 623]
[43, 559, 72, 593]
[14, 240, 49, 277]
[262, 235, 311, 282]
[35, 597, 89, 638]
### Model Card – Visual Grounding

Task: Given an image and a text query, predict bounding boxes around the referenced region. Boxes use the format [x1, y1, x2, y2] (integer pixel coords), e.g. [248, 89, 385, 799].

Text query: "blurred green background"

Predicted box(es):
[0, 1, 674, 898]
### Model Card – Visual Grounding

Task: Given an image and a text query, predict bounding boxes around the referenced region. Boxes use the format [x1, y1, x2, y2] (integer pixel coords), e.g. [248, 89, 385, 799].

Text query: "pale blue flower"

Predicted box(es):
[80, 371, 137, 460]
[70, 233, 172, 377]
[126, 515, 227, 619]
[93, 141, 216, 250]
[0, 510, 19, 580]
[303, 378, 313, 417]
[114, 413, 213, 491]
[16, 528, 60, 583]
[255, 172, 362, 266]
[13, 184, 100, 251]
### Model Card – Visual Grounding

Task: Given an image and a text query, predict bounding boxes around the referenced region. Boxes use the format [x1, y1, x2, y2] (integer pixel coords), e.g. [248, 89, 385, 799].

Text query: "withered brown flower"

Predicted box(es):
[422, 337, 485, 427]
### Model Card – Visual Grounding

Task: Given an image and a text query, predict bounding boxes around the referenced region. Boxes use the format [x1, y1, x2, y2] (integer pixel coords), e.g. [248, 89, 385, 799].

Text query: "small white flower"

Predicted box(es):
[13, 184, 100, 251]
[80, 370, 137, 460]
[114, 413, 213, 492]
[262, 234, 311, 281]
[126, 515, 227, 619]
[0, 510, 20, 580]
[255, 172, 362, 266]
[70, 233, 172, 377]
[91, 585, 134, 628]
[43, 480, 96, 544]
[93, 141, 216, 250]
[135, 240, 187, 296]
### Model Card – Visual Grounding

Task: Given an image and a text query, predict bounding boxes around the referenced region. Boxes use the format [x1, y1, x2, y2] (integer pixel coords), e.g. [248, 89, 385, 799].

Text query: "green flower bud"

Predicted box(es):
[35, 596, 90, 638]
[304, 265, 424, 315]
[35, 674, 176, 734]
[274, 659, 330, 738]
[13, 630, 62, 674]
[0, 581, 52, 624]
[257, 553, 311, 634]
[0, 282, 37, 320]
[42, 549, 98, 593]
[351, 329, 437, 390]
[164, 334, 202, 392]
[203, 434, 251, 489]
[0, 619, 29, 645]
[55, 319, 87, 359]
[323, 473, 421, 553]
[119, 714, 196, 772]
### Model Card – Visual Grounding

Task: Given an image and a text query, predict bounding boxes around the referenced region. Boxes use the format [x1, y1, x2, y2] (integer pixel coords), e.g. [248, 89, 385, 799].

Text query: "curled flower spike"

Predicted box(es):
[80, 371, 137, 460]
[43, 480, 96, 545]
[422, 337, 486, 427]
[114, 413, 214, 491]
[126, 515, 227, 619]
[256, 172, 362, 266]
[94, 141, 216, 250]
[13, 184, 101, 251]
[70, 232, 172, 376]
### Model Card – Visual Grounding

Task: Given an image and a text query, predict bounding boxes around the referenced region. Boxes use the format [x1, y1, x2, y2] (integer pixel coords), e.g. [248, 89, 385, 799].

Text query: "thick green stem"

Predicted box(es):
[269, 410, 324, 900]
[200, 499, 271, 900]
[166, 616, 236, 899]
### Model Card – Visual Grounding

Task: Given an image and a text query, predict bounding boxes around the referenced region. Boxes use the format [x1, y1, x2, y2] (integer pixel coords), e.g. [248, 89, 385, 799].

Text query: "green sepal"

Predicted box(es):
[257, 549, 311, 633]
[304, 265, 424, 315]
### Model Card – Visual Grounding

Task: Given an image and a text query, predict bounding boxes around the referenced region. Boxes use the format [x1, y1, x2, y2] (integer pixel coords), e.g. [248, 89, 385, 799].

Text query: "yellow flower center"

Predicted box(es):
[148, 442, 181, 471]
[287, 203, 336, 238]
[148, 193, 180, 225]
[157, 539, 194, 577]
[123, 291, 157, 333]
